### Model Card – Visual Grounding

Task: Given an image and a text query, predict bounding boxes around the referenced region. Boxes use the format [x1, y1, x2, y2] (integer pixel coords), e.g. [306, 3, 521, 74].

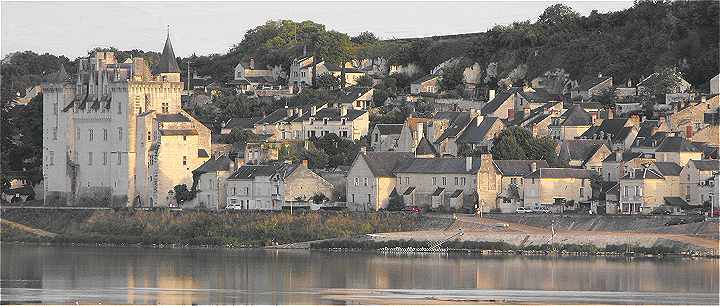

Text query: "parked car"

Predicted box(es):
[533, 207, 551, 214]
[402, 206, 422, 214]
[225, 203, 243, 211]
[515, 207, 533, 214]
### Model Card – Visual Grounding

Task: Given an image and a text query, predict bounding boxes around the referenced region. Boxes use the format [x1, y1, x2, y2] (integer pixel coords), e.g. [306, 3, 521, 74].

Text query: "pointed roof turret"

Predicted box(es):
[155, 32, 180, 74]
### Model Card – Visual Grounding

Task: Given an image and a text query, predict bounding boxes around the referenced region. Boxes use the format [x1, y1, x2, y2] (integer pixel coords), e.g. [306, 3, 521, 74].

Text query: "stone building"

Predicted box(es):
[253, 103, 369, 142]
[523, 168, 594, 212]
[394, 157, 481, 210]
[346, 151, 414, 211]
[42, 34, 211, 207]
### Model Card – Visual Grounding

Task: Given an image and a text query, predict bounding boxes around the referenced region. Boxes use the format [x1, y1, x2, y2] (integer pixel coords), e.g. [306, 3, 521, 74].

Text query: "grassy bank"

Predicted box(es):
[310, 239, 687, 256]
[0, 208, 450, 247]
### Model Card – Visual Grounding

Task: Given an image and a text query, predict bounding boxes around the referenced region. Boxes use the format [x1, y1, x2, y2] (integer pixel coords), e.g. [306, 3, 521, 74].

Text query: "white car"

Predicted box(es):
[225, 203, 243, 211]
[533, 207, 551, 214]
[515, 207, 533, 214]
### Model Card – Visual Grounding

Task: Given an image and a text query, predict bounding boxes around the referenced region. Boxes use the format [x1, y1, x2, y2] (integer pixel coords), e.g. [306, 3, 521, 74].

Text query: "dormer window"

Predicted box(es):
[341, 118, 346, 125]
[323, 118, 328, 125]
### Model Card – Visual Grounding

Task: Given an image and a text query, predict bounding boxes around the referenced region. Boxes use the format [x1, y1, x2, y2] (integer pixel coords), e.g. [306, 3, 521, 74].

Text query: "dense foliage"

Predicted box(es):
[490, 127, 558, 165]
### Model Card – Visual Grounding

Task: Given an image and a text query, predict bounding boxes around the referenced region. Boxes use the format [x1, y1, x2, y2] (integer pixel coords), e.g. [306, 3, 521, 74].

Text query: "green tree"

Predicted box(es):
[355, 75, 374, 88]
[491, 127, 557, 165]
[173, 184, 195, 205]
[439, 64, 465, 92]
[315, 73, 341, 90]
[387, 189, 405, 211]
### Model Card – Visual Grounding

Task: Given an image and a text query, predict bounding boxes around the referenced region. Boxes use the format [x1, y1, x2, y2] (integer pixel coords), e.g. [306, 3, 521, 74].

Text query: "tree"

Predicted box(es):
[315, 73, 341, 90]
[311, 193, 329, 204]
[387, 189, 405, 211]
[355, 75, 374, 88]
[491, 127, 557, 165]
[439, 64, 465, 92]
[173, 184, 195, 206]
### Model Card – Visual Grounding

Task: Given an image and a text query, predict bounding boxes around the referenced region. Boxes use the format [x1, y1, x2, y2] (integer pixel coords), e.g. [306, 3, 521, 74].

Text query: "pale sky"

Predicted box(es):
[2, 1, 633, 59]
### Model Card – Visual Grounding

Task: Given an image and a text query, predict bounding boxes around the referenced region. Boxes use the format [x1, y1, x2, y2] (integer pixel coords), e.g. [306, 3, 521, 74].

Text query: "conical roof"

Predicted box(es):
[415, 136, 439, 157]
[156, 33, 180, 74]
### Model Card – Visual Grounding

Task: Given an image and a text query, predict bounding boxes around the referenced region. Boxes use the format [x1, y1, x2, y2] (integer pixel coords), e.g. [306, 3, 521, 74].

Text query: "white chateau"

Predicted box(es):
[42, 34, 211, 207]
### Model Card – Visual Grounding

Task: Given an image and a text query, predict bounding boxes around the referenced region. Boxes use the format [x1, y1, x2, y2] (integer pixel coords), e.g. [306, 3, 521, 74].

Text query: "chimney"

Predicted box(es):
[476, 115, 484, 127]
[340, 105, 348, 117]
[591, 112, 597, 123]
[360, 146, 367, 154]
[287, 108, 294, 116]
[488, 89, 496, 101]
[507, 109, 515, 121]
[615, 151, 622, 162]
[249, 58, 255, 70]
[481, 153, 493, 168]
[296, 107, 303, 117]
[530, 161, 537, 173]
[598, 72, 603, 78]
[686, 125, 693, 139]
[311, 105, 317, 116]
[466, 156, 473, 172]
[302, 159, 308, 167]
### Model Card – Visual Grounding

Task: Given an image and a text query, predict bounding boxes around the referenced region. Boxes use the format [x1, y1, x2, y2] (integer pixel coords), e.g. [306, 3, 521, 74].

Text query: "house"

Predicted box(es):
[601, 151, 651, 182]
[512, 102, 563, 137]
[394, 156, 481, 210]
[655, 136, 703, 167]
[697, 172, 719, 210]
[370, 124, 407, 152]
[399, 117, 435, 153]
[254, 103, 369, 141]
[225, 161, 334, 210]
[346, 151, 414, 211]
[637, 72, 692, 95]
[410, 75, 440, 95]
[680, 159, 720, 206]
[558, 139, 611, 172]
[618, 167, 666, 214]
[333, 87, 373, 110]
[243, 140, 304, 165]
[221, 117, 262, 135]
[571, 74, 613, 100]
[579, 118, 639, 150]
[233, 58, 283, 82]
[323, 64, 367, 87]
[652, 161, 683, 199]
[455, 116, 505, 155]
[414, 136, 440, 158]
[658, 95, 720, 137]
[191, 155, 235, 210]
[432, 111, 474, 156]
[481, 159, 549, 212]
[480, 90, 515, 120]
[523, 168, 594, 212]
[549, 104, 594, 140]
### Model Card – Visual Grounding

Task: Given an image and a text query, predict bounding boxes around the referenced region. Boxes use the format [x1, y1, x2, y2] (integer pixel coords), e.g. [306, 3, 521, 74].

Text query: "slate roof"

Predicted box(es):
[434, 112, 472, 144]
[579, 118, 632, 142]
[375, 124, 404, 135]
[156, 113, 191, 122]
[621, 168, 664, 180]
[412, 74, 439, 85]
[198, 149, 209, 158]
[690, 159, 720, 171]
[296, 107, 366, 121]
[561, 104, 593, 126]
[450, 189, 463, 198]
[517, 89, 552, 103]
[653, 162, 683, 176]
[246, 76, 275, 84]
[361, 152, 414, 177]
[339, 87, 372, 104]
[193, 155, 233, 174]
[228, 163, 300, 180]
[664, 197, 691, 209]
[576, 76, 611, 91]
[493, 160, 549, 177]
[456, 117, 502, 144]
[525, 168, 595, 179]
[431, 187, 445, 196]
[403, 186, 416, 195]
[655, 136, 702, 153]
[395, 157, 481, 174]
[559, 139, 607, 165]
[225, 117, 262, 130]
[602, 151, 641, 163]
[480, 91, 513, 115]
[156, 34, 181, 74]
[159, 129, 198, 136]
[415, 137, 439, 157]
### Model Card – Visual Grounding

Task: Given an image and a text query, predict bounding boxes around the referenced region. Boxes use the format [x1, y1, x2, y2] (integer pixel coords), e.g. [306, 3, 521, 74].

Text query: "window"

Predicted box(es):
[117, 101, 122, 114]
[103, 129, 108, 141]
[52, 127, 58, 140]
[103, 152, 108, 165]
[340, 131, 348, 138]
[183, 135, 187, 141]
[323, 118, 328, 125]
[118, 127, 123, 141]
[88, 152, 93, 165]
[53, 103, 58, 113]
[76, 128, 80, 139]
[351, 194, 355, 203]
[354, 177, 359, 186]
[461, 177, 467, 185]
[363, 177, 368, 186]
[636, 186, 642, 196]
[580, 187, 584, 197]
[48, 151, 55, 165]
[374, 134, 379, 142]
[245, 187, 249, 195]
[147, 131, 151, 141]
[182, 156, 187, 166]
[405, 177, 409, 184]
[233, 187, 236, 195]
[367, 194, 371, 203]
[442, 177, 447, 186]
[117, 153, 122, 165]
[162, 102, 169, 113]
[341, 118, 346, 125]
[432, 177, 437, 186]
[511, 178, 517, 185]
[89, 129, 94, 141]
[624, 186, 629, 197]
[454, 177, 459, 185]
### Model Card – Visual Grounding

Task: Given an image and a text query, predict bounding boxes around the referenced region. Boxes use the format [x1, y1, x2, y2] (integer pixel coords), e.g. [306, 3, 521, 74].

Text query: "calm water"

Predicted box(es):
[1, 245, 718, 304]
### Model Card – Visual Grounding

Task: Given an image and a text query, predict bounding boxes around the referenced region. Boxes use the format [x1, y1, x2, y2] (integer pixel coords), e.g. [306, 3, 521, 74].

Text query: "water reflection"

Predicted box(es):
[1, 245, 718, 304]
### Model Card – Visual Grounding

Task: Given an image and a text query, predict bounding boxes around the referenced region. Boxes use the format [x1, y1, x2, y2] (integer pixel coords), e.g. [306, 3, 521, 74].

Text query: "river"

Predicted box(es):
[1, 245, 718, 304]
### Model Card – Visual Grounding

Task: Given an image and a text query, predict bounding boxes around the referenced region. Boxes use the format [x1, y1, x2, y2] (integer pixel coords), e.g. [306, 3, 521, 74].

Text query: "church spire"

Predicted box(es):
[156, 28, 180, 74]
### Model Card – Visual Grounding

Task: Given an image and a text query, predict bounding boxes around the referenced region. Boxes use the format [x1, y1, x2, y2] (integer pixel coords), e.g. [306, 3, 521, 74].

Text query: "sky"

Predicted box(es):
[2, 1, 634, 59]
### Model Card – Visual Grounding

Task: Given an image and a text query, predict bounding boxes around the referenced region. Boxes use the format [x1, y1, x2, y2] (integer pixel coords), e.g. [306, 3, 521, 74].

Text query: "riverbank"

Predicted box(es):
[0, 208, 451, 247]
